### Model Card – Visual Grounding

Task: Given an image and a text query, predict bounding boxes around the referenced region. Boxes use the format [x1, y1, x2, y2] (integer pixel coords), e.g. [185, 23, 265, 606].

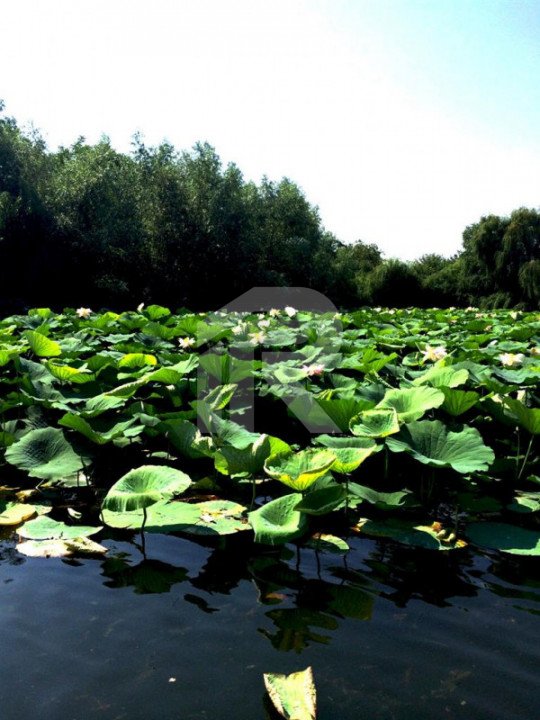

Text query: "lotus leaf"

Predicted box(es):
[17, 537, 107, 557]
[377, 386, 444, 422]
[0, 501, 36, 526]
[5, 427, 86, 480]
[102, 465, 192, 512]
[249, 493, 307, 545]
[18, 515, 102, 540]
[24, 330, 62, 357]
[386, 420, 494, 473]
[264, 449, 337, 491]
[466, 522, 540, 555]
[349, 408, 400, 438]
[357, 518, 466, 550]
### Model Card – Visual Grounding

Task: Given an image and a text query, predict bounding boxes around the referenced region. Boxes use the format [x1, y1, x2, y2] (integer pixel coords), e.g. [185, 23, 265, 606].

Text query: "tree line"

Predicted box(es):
[1, 101, 538, 312]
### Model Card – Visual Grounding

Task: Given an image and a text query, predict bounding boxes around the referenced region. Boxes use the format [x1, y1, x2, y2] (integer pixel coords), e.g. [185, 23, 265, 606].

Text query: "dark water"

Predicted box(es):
[0, 529, 538, 720]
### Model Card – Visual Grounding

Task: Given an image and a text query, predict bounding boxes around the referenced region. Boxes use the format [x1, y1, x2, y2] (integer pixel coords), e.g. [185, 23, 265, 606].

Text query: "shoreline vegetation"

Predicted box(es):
[1, 101, 539, 313]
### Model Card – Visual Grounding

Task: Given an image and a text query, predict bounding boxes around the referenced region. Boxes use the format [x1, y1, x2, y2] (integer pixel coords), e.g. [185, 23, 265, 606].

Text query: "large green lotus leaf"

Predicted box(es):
[5, 427, 86, 480]
[102, 465, 192, 512]
[314, 398, 374, 432]
[377, 386, 444, 422]
[199, 353, 256, 384]
[503, 398, 540, 435]
[264, 449, 337, 491]
[349, 408, 400, 438]
[386, 420, 494, 473]
[357, 518, 466, 550]
[466, 522, 540, 555]
[45, 362, 95, 384]
[294, 485, 346, 515]
[413, 365, 469, 389]
[59, 413, 139, 445]
[315, 434, 380, 450]
[263, 666, 316, 720]
[348, 483, 416, 510]
[249, 493, 308, 545]
[17, 537, 107, 558]
[118, 353, 158, 369]
[160, 419, 208, 459]
[18, 515, 102, 540]
[0, 501, 36, 526]
[24, 330, 62, 358]
[82, 394, 127, 417]
[441, 388, 480, 417]
[214, 434, 291, 477]
[329, 446, 377, 474]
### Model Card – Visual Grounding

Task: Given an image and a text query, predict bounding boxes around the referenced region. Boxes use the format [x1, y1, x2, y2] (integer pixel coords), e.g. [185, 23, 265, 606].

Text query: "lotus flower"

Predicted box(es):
[422, 345, 447, 362]
[76, 307, 92, 319]
[499, 352, 525, 367]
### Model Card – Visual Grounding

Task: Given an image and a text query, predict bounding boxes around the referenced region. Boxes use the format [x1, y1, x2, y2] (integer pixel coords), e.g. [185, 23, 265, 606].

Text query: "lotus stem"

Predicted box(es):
[518, 435, 534, 480]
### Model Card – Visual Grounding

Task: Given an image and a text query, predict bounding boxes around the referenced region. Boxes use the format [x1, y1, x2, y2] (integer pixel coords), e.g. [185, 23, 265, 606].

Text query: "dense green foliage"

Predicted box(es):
[1, 305, 539, 557]
[1, 102, 539, 311]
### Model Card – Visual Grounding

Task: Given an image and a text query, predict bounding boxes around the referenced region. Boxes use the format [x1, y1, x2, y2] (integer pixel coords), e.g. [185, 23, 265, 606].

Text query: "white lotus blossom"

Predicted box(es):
[465, 306, 478, 312]
[137, 303, 145, 312]
[258, 319, 271, 329]
[302, 363, 325, 377]
[231, 323, 247, 335]
[422, 345, 447, 362]
[249, 331, 266, 345]
[178, 337, 196, 349]
[499, 352, 525, 367]
[284, 306, 297, 318]
[76, 307, 92, 319]
[269, 308, 281, 317]
[510, 311, 518, 320]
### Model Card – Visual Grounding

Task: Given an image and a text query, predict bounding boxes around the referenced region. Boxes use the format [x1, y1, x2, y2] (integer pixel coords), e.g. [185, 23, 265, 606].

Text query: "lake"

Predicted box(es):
[0, 529, 538, 720]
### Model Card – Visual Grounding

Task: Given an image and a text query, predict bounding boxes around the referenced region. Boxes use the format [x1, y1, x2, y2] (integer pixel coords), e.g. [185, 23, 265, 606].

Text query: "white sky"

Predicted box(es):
[2, 0, 539, 259]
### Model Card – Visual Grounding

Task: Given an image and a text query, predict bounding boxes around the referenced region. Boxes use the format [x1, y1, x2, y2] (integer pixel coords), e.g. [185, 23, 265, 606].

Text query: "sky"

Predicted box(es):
[1, 0, 540, 260]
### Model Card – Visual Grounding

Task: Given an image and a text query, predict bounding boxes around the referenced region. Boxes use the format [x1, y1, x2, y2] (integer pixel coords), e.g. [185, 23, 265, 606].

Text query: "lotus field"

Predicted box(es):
[0, 305, 539, 558]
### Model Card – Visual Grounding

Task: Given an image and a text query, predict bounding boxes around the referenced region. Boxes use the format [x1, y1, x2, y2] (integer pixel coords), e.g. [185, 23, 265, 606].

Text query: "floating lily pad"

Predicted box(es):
[0, 501, 36, 526]
[18, 515, 102, 540]
[16, 537, 107, 558]
[466, 522, 540, 555]
[356, 518, 466, 550]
